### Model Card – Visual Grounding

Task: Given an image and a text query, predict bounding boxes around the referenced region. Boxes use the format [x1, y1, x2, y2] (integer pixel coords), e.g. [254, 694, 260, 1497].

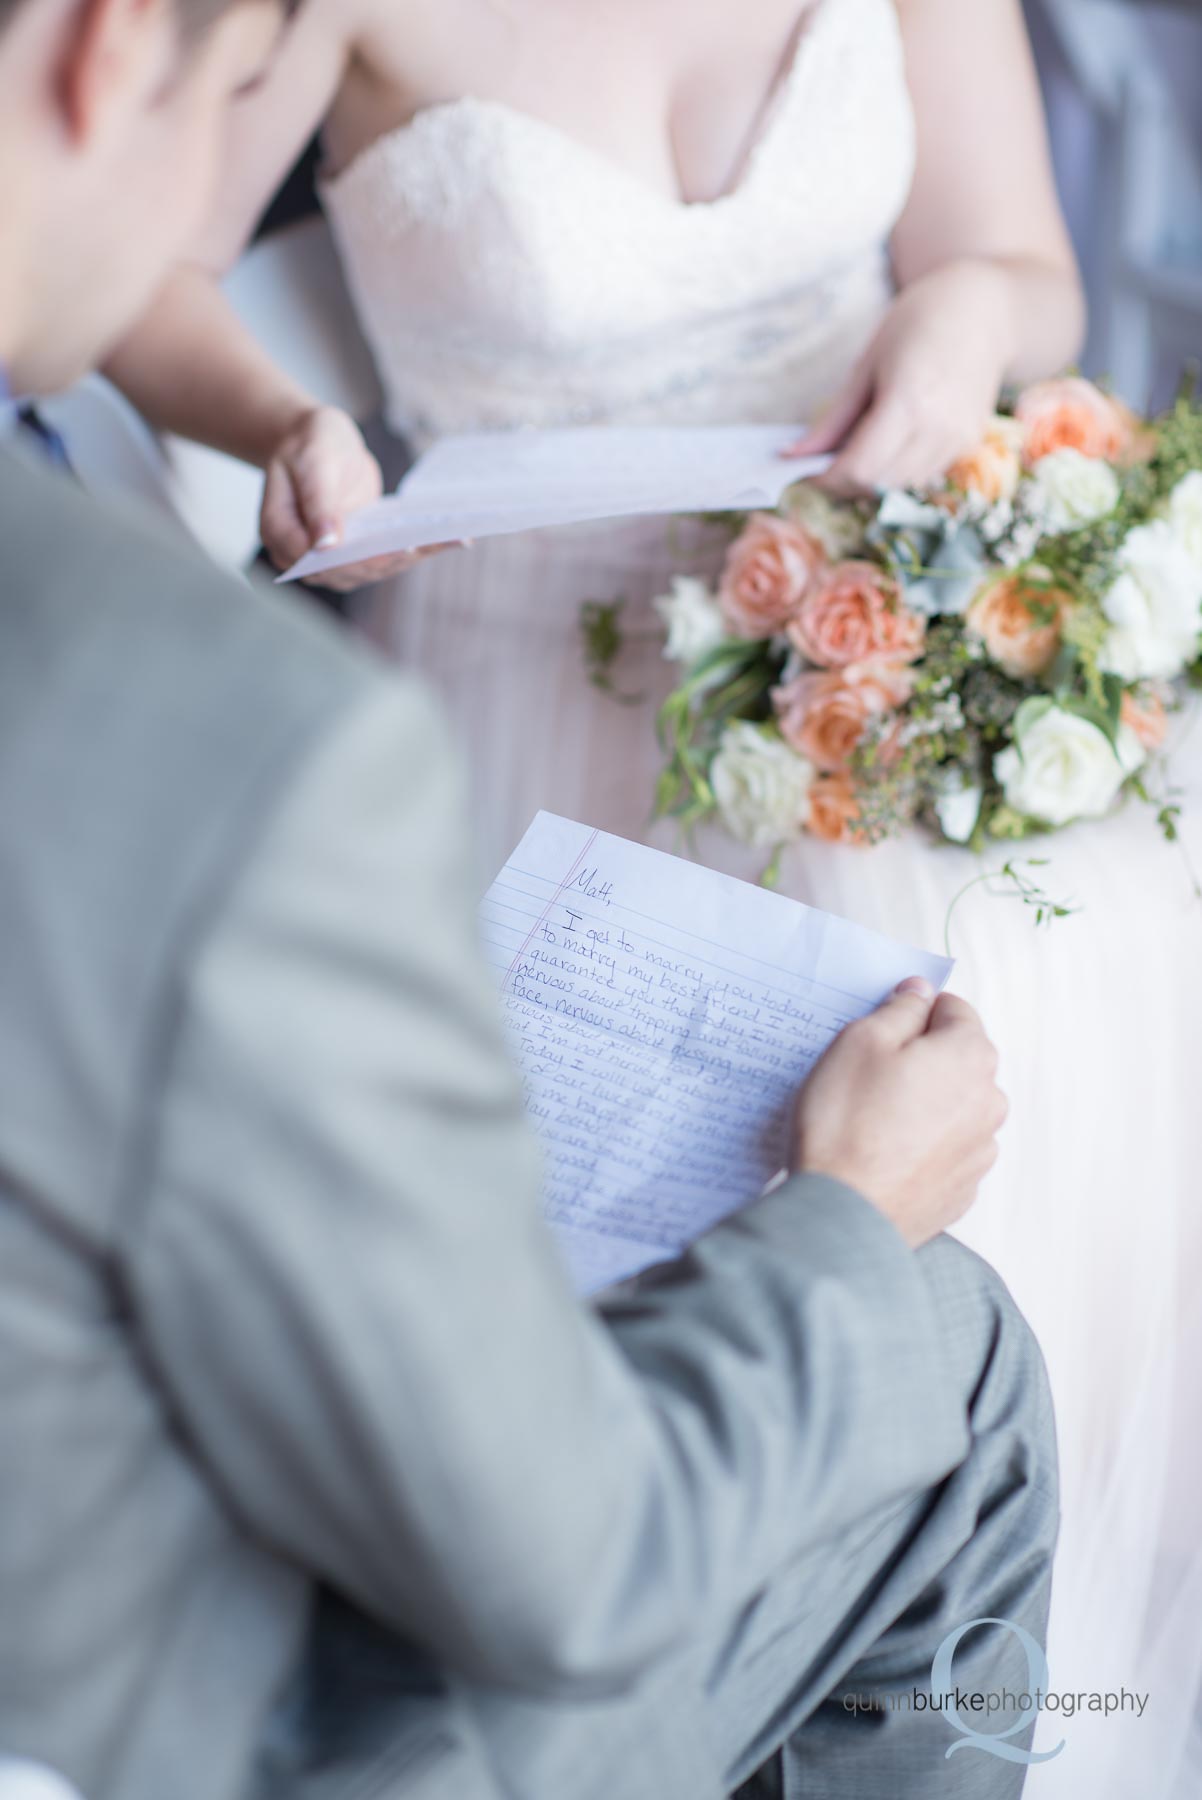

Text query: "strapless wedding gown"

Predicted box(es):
[322, 0, 1202, 1788]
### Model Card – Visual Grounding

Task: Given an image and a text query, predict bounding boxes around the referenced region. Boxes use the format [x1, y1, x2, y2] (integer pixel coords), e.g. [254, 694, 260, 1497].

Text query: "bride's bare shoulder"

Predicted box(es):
[347, 0, 505, 80]
[348, 0, 484, 56]
[326, 0, 522, 157]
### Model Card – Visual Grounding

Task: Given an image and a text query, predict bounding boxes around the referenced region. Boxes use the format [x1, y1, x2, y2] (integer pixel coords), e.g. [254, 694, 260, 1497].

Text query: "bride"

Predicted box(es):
[108, 0, 1202, 1790]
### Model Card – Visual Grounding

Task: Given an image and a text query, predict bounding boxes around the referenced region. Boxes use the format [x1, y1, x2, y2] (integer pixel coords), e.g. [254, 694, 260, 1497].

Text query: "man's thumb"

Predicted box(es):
[869, 977, 937, 1048]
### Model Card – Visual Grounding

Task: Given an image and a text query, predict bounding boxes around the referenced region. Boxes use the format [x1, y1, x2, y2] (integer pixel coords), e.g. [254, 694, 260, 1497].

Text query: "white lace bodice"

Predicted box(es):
[321, 0, 916, 445]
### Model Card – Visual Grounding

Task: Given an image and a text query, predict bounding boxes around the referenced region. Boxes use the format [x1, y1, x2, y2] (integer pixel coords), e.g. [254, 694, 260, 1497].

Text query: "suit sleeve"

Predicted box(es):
[125, 678, 970, 1698]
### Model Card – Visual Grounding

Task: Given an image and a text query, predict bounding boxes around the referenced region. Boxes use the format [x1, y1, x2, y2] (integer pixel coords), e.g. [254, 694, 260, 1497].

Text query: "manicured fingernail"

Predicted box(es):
[315, 529, 340, 550]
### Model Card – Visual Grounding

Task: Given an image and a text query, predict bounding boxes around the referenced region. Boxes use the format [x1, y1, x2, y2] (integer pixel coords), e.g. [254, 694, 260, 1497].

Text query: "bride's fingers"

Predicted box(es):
[311, 553, 416, 594]
[824, 399, 978, 495]
[819, 396, 912, 497]
[303, 542, 467, 595]
[261, 461, 318, 571]
[868, 437, 942, 494]
[784, 367, 874, 459]
[883, 427, 976, 494]
[286, 446, 345, 553]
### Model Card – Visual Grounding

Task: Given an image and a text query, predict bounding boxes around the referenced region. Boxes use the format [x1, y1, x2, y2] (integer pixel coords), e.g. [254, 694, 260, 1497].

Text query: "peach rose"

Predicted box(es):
[966, 575, 1066, 679]
[1112, 399, 1159, 468]
[1121, 689, 1169, 752]
[947, 415, 1025, 503]
[774, 663, 914, 773]
[806, 772, 865, 845]
[788, 562, 925, 669]
[1015, 378, 1133, 466]
[718, 513, 828, 638]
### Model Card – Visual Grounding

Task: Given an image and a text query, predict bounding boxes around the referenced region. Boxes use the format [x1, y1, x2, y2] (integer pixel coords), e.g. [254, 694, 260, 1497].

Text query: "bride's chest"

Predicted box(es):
[342, 0, 825, 207]
[323, 0, 916, 363]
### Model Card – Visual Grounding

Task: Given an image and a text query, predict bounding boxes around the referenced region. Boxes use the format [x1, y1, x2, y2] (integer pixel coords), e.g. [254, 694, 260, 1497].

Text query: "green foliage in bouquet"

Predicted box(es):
[654, 640, 783, 826]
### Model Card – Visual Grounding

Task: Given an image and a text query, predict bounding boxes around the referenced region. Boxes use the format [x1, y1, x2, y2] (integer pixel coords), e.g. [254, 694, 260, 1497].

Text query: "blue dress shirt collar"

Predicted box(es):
[0, 364, 18, 439]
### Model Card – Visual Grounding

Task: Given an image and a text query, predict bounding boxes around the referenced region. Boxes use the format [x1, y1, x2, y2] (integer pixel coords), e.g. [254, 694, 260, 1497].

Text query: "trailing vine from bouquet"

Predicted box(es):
[943, 860, 1080, 960]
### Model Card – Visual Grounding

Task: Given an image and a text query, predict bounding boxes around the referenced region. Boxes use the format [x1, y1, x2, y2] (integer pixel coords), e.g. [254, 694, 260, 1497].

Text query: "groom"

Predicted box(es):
[0, 1, 1057, 1797]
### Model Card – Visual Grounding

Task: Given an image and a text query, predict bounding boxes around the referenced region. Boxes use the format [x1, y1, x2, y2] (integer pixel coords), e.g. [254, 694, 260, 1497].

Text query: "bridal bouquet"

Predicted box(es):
[639, 378, 1202, 862]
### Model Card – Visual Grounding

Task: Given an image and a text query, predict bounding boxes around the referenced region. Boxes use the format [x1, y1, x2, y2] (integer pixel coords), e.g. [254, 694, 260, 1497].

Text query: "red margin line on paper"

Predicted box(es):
[504, 828, 600, 994]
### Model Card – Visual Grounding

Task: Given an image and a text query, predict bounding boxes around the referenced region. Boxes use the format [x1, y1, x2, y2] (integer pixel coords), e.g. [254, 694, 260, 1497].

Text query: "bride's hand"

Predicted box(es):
[787, 261, 1016, 498]
[261, 405, 452, 593]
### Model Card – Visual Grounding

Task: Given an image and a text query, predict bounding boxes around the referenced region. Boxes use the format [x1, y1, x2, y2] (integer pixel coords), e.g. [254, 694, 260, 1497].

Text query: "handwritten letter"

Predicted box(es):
[480, 814, 952, 1295]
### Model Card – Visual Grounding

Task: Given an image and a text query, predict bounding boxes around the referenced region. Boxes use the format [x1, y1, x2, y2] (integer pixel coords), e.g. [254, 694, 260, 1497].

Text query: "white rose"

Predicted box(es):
[1098, 520, 1202, 680]
[1028, 448, 1120, 535]
[994, 705, 1145, 828]
[1168, 469, 1202, 572]
[935, 778, 983, 845]
[653, 576, 727, 666]
[711, 722, 815, 849]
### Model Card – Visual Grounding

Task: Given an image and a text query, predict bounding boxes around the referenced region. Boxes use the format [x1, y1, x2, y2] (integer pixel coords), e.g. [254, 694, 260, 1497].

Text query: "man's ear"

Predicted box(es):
[56, 0, 175, 144]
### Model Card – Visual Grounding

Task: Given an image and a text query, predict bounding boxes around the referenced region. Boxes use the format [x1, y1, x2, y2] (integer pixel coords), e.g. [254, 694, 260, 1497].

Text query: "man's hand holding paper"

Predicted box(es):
[794, 979, 1007, 1249]
[481, 812, 1004, 1290]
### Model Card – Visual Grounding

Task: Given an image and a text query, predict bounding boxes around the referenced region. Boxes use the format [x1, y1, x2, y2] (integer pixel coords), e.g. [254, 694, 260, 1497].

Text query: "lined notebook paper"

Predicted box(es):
[480, 814, 952, 1294]
[282, 424, 831, 582]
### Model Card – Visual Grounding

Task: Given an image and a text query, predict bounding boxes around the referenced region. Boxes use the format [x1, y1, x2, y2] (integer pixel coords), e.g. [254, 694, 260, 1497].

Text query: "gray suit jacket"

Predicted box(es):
[0, 452, 969, 1799]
